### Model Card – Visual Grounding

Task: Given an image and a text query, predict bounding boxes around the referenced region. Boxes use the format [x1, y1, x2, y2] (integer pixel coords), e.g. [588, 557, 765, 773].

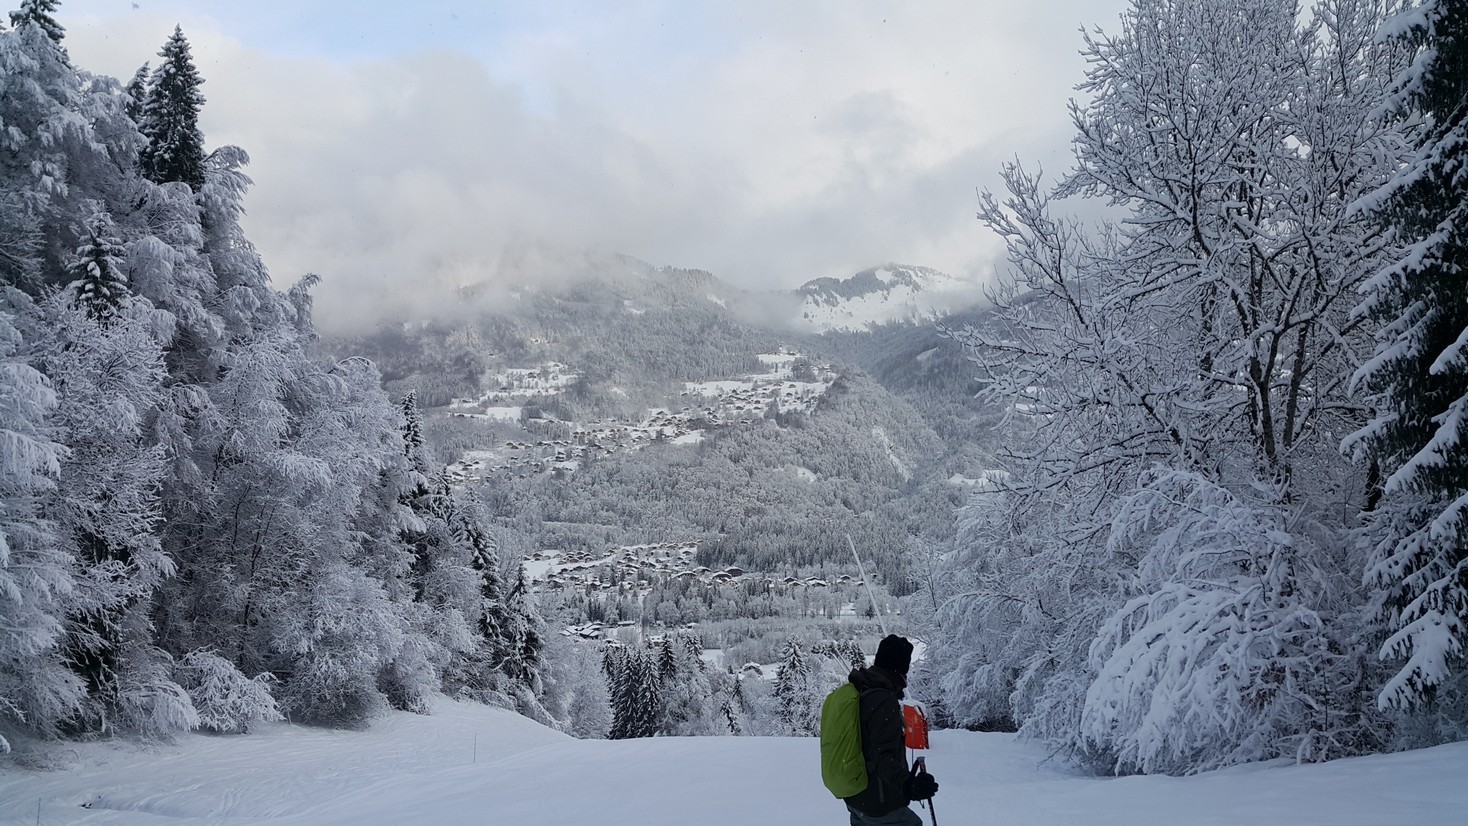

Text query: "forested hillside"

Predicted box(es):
[0, 3, 545, 752]
[325, 250, 995, 588]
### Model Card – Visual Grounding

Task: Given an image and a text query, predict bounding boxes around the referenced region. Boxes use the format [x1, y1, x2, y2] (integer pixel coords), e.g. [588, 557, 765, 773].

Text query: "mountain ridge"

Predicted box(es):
[795, 263, 983, 333]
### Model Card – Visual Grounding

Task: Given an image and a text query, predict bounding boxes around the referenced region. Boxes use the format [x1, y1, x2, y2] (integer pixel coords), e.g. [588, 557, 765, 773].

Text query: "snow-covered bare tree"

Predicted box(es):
[35, 288, 183, 736]
[1083, 470, 1373, 773]
[933, 0, 1410, 772]
[173, 648, 279, 734]
[0, 290, 78, 750]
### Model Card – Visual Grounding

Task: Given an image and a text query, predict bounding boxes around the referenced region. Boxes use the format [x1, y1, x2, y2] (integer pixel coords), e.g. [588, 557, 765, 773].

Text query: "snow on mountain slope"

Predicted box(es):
[796, 263, 982, 332]
[5, 697, 1467, 825]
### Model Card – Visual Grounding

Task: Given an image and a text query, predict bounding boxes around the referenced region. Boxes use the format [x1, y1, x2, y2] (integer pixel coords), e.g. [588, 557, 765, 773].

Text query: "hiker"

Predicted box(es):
[839, 634, 939, 826]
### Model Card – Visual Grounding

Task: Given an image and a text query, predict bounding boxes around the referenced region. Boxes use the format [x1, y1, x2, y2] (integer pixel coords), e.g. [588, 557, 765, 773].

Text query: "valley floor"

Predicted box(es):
[3, 698, 1466, 825]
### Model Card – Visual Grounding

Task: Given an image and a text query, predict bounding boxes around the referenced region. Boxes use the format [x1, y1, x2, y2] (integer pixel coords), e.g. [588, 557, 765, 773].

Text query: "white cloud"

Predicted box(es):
[59, 0, 1129, 332]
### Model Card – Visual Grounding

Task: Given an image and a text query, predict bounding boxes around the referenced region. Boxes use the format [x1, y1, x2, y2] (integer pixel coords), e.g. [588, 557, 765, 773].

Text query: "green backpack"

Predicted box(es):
[820, 683, 867, 798]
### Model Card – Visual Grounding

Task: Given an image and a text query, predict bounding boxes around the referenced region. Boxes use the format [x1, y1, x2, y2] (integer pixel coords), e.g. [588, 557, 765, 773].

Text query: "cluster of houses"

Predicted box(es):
[451, 362, 579, 407]
[523, 542, 864, 640]
[442, 351, 840, 485]
[528, 542, 726, 593]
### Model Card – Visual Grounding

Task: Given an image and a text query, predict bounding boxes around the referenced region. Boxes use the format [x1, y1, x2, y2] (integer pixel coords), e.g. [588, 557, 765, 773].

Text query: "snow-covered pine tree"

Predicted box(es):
[501, 564, 546, 696]
[657, 637, 677, 682]
[123, 63, 148, 125]
[8, 0, 64, 50]
[726, 671, 749, 735]
[657, 632, 716, 736]
[395, 453, 512, 709]
[0, 4, 116, 293]
[605, 643, 662, 739]
[402, 390, 427, 471]
[773, 638, 815, 736]
[1348, 0, 1468, 721]
[604, 644, 633, 739]
[720, 694, 743, 736]
[67, 205, 128, 325]
[139, 26, 205, 191]
[629, 645, 662, 738]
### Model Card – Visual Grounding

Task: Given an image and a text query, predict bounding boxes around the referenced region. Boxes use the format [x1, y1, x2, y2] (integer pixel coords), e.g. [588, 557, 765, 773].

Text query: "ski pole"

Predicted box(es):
[912, 756, 937, 826]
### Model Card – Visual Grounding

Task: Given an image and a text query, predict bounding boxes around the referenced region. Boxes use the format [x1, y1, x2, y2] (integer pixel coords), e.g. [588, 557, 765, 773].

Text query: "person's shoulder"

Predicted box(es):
[854, 671, 901, 704]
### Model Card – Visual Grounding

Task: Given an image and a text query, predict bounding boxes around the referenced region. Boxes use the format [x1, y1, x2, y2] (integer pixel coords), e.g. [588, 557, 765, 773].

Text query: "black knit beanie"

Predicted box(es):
[873, 634, 913, 676]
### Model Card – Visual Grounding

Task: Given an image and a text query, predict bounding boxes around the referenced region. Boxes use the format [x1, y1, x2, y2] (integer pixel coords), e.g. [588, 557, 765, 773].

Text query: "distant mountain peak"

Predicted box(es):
[795, 263, 979, 332]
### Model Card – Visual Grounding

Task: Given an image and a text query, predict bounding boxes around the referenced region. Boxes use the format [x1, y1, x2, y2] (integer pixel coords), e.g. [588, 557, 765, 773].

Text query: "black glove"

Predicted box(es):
[905, 771, 938, 801]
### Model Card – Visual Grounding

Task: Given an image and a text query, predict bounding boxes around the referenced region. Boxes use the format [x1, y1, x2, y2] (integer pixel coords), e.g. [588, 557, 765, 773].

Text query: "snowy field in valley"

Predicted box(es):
[4, 698, 1466, 825]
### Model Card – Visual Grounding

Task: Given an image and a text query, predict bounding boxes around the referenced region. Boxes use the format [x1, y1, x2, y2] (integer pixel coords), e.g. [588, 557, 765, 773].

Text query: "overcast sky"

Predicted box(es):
[59, 0, 1130, 330]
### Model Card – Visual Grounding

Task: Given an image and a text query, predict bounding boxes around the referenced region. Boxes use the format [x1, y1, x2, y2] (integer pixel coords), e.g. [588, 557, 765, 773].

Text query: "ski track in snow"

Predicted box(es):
[4, 697, 1467, 825]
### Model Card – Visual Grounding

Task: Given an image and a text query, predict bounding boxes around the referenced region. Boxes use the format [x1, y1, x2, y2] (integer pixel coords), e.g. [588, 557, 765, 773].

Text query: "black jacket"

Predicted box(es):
[844, 665, 910, 816]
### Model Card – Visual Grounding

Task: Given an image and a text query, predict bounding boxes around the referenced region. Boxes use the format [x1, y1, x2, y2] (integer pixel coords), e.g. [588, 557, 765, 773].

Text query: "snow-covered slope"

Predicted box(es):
[5, 697, 1467, 825]
[795, 263, 981, 333]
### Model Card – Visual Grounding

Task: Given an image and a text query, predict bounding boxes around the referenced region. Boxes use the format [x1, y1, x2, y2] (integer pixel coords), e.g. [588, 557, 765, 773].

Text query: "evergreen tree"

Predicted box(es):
[0, 3, 115, 292]
[66, 205, 127, 324]
[727, 670, 748, 736]
[402, 390, 428, 474]
[721, 696, 743, 736]
[139, 26, 205, 190]
[627, 646, 661, 738]
[503, 566, 544, 688]
[773, 638, 815, 736]
[449, 487, 519, 695]
[1350, 0, 1468, 715]
[604, 644, 634, 739]
[658, 632, 716, 736]
[8, 0, 64, 49]
[657, 637, 677, 681]
[605, 644, 661, 739]
[124, 63, 148, 124]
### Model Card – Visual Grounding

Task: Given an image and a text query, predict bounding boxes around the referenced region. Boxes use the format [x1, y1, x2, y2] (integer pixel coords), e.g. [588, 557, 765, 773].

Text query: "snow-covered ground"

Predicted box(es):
[5, 697, 1466, 825]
